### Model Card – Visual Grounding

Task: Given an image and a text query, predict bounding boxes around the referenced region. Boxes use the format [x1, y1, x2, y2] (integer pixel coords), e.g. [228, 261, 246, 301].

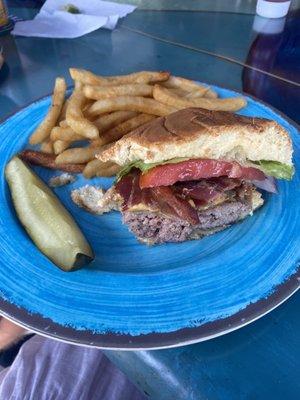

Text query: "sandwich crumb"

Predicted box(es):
[71, 185, 121, 215]
[49, 173, 76, 187]
[251, 190, 264, 211]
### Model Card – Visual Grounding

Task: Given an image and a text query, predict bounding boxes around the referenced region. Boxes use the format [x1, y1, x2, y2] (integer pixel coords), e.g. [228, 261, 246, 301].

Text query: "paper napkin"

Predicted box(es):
[11, 0, 136, 38]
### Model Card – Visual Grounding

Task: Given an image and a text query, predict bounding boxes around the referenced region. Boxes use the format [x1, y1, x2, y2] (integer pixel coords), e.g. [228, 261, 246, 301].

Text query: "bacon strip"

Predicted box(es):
[19, 150, 85, 173]
[175, 178, 241, 202]
[152, 186, 199, 225]
[116, 170, 199, 225]
[115, 172, 135, 207]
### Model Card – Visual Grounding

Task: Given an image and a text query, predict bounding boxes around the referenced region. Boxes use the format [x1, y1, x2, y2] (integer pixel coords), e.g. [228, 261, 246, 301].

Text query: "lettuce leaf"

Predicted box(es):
[253, 160, 294, 180]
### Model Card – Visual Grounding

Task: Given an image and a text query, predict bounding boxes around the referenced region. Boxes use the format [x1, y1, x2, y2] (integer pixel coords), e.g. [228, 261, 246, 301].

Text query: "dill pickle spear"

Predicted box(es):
[5, 156, 94, 271]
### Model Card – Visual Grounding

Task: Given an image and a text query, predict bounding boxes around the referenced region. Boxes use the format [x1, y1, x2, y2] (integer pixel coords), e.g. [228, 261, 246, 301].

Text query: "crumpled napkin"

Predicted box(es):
[11, 0, 136, 38]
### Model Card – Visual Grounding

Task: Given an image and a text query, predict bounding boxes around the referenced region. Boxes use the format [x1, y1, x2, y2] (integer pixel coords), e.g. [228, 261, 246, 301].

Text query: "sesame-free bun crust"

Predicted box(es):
[98, 108, 293, 166]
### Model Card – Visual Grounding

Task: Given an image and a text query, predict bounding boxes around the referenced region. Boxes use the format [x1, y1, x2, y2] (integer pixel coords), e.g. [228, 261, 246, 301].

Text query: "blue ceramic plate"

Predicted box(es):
[0, 85, 299, 350]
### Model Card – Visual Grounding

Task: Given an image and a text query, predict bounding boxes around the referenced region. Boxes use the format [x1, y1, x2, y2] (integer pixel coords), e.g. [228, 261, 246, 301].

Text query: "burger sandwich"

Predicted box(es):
[98, 108, 294, 244]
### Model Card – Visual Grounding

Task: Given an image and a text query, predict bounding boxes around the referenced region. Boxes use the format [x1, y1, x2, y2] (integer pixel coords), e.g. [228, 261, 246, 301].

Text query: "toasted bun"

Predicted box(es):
[98, 108, 293, 166]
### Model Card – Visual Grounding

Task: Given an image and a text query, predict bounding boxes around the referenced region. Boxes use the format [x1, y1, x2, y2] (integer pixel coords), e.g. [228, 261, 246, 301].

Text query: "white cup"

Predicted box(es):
[256, 0, 291, 18]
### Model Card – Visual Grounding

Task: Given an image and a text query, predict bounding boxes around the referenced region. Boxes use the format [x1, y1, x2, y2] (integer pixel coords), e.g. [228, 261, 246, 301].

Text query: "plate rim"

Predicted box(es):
[0, 269, 299, 350]
[0, 84, 299, 350]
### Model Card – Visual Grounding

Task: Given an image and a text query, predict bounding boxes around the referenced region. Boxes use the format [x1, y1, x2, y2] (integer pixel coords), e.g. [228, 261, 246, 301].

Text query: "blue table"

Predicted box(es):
[1, 2, 299, 399]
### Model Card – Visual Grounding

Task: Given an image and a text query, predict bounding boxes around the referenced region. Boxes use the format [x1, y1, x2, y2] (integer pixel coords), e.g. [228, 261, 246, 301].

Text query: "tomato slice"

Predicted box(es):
[139, 159, 265, 189]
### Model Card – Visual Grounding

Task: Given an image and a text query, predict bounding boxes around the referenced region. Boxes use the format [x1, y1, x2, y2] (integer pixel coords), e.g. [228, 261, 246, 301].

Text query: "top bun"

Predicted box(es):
[98, 108, 293, 166]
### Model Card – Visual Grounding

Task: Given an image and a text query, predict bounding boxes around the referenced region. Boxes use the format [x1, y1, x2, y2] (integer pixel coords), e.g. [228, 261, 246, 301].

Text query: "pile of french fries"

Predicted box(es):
[27, 68, 246, 179]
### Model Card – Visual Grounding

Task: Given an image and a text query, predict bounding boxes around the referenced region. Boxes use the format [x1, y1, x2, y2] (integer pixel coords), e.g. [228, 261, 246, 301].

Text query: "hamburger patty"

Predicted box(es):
[123, 200, 252, 244]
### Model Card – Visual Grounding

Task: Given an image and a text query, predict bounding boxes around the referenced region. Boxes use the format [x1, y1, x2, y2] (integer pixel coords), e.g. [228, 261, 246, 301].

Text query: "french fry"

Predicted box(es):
[59, 120, 69, 128]
[50, 126, 84, 141]
[153, 85, 246, 112]
[83, 159, 104, 178]
[168, 87, 189, 97]
[167, 85, 217, 99]
[204, 88, 218, 99]
[83, 159, 121, 179]
[83, 84, 153, 100]
[91, 114, 155, 147]
[103, 164, 122, 177]
[82, 99, 95, 115]
[40, 140, 54, 154]
[55, 146, 101, 164]
[163, 76, 218, 99]
[53, 140, 72, 155]
[19, 150, 85, 173]
[186, 88, 218, 99]
[162, 76, 209, 96]
[66, 87, 99, 139]
[93, 111, 138, 134]
[70, 68, 170, 86]
[89, 96, 176, 117]
[29, 77, 67, 144]
[58, 100, 69, 122]
[69, 68, 104, 85]
[105, 71, 170, 85]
